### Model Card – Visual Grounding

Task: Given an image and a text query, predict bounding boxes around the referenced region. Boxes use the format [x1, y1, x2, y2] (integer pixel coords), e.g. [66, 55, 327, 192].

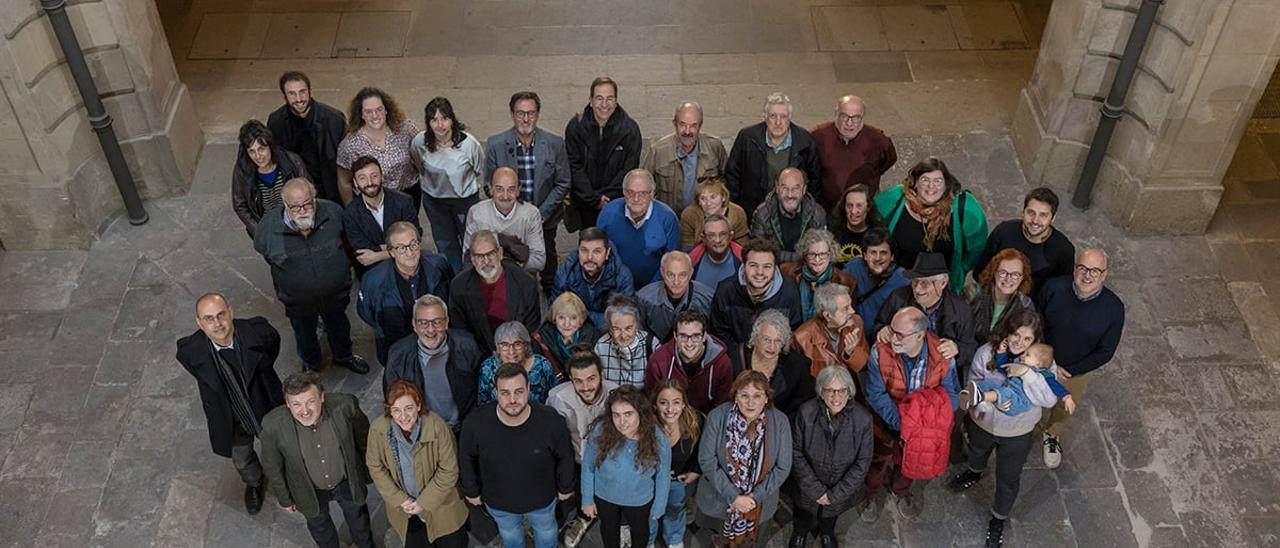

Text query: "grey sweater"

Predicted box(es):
[695, 403, 792, 522]
[966, 343, 1060, 437]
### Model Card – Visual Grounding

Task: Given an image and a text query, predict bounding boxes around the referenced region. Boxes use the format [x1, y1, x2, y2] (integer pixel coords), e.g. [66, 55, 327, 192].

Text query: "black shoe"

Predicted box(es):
[244, 483, 264, 515]
[820, 533, 838, 548]
[336, 355, 370, 374]
[985, 518, 1005, 548]
[948, 469, 984, 492]
[789, 531, 808, 548]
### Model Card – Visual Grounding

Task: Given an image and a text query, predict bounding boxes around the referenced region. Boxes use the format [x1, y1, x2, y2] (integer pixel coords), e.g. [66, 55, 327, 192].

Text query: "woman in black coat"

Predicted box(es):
[726, 310, 814, 415]
[232, 119, 310, 238]
[790, 365, 874, 547]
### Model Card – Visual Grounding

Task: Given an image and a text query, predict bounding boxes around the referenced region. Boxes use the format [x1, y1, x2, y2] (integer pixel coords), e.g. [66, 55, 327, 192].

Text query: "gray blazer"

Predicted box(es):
[483, 127, 572, 223]
[696, 403, 793, 522]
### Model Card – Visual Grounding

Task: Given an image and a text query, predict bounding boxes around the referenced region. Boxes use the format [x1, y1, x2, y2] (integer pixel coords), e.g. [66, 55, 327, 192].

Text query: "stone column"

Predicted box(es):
[0, 0, 203, 249]
[1012, 0, 1280, 234]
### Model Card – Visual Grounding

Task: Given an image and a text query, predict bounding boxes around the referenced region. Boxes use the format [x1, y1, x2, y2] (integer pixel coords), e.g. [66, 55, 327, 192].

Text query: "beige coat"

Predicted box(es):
[642, 132, 728, 212]
[366, 414, 469, 543]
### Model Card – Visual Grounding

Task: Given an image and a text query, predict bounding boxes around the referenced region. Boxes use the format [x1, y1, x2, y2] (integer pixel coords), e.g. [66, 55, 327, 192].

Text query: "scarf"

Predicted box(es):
[902, 183, 954, 251]
[722, 407, 770, 545]
[390, 418, 423, 504]
[798, 266, 834, 320]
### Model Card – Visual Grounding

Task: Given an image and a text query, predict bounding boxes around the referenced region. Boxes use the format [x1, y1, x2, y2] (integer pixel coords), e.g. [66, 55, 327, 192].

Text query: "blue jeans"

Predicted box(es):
[976, 377, 1032, 416]
[288, 305, 353, 369]
[422, 193, 479, 273]
[649, 477, 688, 546]
[486, 499, 558, 548]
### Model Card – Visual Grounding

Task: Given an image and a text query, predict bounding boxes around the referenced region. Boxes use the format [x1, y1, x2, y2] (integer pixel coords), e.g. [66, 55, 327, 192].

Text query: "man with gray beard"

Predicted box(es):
[447, 230, 543, 354]
[253, 178, 369, 374]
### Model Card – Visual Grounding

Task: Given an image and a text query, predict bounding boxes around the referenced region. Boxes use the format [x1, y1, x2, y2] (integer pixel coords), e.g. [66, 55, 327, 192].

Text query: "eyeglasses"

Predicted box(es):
[806, 250, 831, 260]
[388, 241, 420, 253]
[836, 113, 864, 123]
[285, 199, 315, 213]
[413, 318, 446, 328]
[513, 110, 538, 120]
[675, 332, 705, 343]
[1075, 265, 1107, 278]
[996, 270, 1024, 280]
[624, 189, 653, 199]
[390, 404, 419, 415]
[821, 387, 850, 398]
[889, 327, 922, 341]
[472, 247, 500, 262]
[917, 177, 946, 187]
[592, 95, 617, 104]
[497, 341, 528, 351]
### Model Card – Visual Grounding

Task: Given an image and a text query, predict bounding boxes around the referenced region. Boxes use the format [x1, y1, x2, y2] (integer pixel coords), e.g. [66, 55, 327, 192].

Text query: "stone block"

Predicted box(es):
[682, 54, 760, 85]
[1181, 508, 1250, 548]
[0, 428, 71, 479]
[1123, 184, 1222, 235]
[204, 500, 273, 547]
[188, 12, 270, 60]
[260, 13, 340, 59]
[0, 309, 61, 351]
[0, 250, 85, 311]
[115, 396, 190, 461]
[96, 455, 171, 524]
[811, 6, 888, 52]
[1199, 410, 1280, 461]
[880, 5, 959, 51]
[1217, 2, 1280, 55]
[110, 284, 189, 342]
[450, 55, 535, 89]
[1219, 459, 1280, 515]
[37, 486, 100, 545]
[0, 477, 54, 542]
[755, 53, 836, 85]
[830, 52, 912, 84]
[1165, 320, 1262, 363]
[76, 383, 132, 441]
[92, 511, 160, 548]
[332, 11, 408, 58]
[527, 55, 609, 89]
[1244, 516, 1280, 548]
[0, 383, 32, 434]
[604, 55, 683, 87]
[29, 48, 136, 136]
[1119, 469, 1179, 526]
[1002, 520, 1076, 548]
[1201, 53, 1272, 103]
[1061, 488, 1140, 548]
[950, 3, 1029, 50]
[1229, 282, 1280, 361]
[56, 440, 115, 491]
[8, 2, 119, 87]
[1100, 419, 1155, 470]
[1141, 276, 1243, 324]
[1052, 408, 1118, 489]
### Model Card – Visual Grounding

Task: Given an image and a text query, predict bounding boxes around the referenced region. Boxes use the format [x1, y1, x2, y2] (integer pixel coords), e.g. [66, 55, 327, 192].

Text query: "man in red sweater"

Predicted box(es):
[643, 309, 733, 414]
[810, 95, 898, 206]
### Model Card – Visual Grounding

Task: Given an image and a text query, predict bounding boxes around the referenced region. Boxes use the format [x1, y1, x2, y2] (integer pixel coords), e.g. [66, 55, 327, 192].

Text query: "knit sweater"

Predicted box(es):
[581, 426, 671, 517]
[463, 199, 547, 271]
[597, 199, 682, 289]
[1035, 276, 1125, 376]
[411, 131, 484, 199]
[458, 403, 576, 513]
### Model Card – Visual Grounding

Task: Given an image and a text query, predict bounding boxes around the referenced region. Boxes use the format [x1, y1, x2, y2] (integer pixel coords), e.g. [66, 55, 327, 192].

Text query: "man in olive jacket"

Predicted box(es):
[259, 371, 374, 548]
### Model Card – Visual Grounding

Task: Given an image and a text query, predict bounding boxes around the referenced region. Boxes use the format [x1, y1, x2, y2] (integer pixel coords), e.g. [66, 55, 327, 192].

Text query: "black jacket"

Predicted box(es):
[726, 342, 814, 415]
[875, 286, 978, 371]
[176, 317, 284, 457]
[447, 262, 542, 353]
[725, 122, 822, 219]
[707, 274, 804, 347]
[565, 104, 642, 206]
[231, 148, 310, 238]
[383, 329, 485, 425]
[790, 398, 874, 516]
[968, 286, 1035, 347]
[267, 101, 346, 203]
[340, 188, 420, 254]
[252, 200, 352, 316]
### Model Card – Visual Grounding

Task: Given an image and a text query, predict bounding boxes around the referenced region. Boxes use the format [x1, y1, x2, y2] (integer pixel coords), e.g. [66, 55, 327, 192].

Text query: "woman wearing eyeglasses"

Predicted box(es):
[789, 366, 873, 548]
[966, 248, 1036, 345]
[476, 322, 559, 405]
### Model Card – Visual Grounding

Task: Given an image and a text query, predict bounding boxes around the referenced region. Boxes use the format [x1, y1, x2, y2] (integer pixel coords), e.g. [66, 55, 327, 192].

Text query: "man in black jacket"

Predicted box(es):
[448, 230, 542, 353]
[725, 92, 822, 219]
[383, 294, 484, 432]
[252, 179, 369, 374]
[565, 76, 642, 228]
[341, 155, 420, 277]
[176, 293, 283, 515]
[708, 238, 804, 346]
[267, 71, 347, 204]
[873, 253, 977, 375]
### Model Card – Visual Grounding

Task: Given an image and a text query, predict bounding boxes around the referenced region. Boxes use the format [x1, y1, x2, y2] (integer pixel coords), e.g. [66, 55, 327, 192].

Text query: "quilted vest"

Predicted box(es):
[873, 332, 950, 401]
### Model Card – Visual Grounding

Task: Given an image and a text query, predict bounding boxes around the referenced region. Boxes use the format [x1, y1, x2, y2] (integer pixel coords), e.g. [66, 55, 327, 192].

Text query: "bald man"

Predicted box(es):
[463, 167, 548, 271]
[641, 101, 728, 212]
[747, 167, 828, 263]
[176, 293, 284, 515]
[810, 95, 897, 206]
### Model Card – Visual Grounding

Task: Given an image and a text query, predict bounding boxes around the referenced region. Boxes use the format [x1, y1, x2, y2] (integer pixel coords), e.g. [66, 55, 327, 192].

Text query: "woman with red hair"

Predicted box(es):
[967, 248, 1036, 344]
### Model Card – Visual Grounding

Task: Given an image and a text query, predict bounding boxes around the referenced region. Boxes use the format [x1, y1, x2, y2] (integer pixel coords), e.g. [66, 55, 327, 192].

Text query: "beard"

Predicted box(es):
[293, 215, 315, 231]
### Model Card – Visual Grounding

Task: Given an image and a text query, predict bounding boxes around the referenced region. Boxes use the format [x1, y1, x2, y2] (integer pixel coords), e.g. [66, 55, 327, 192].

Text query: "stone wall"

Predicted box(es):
[1013, 0, 1280, 234]
[0, 0, 203, 249]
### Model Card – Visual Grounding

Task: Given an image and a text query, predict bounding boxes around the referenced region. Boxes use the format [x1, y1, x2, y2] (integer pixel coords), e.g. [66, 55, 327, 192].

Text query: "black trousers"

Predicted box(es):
[792, 505, 838, 538]
[229, 423, 263, 487]
[304, 480, 375, 548]
[405, 515, 469, 548]
[596, 498, 651, 548]
[540, 221, 559, 292]
[965, 417, 1034, 519]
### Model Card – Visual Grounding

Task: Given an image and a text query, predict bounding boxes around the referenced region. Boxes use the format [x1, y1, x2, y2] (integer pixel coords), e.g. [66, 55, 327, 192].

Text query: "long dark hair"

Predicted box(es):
[423, 97, 468, 153]
[986, 308, 1043, 371]
[346, 87, 407, 135]
[830, 183, 871, 229]
[592, 385, 661, 472]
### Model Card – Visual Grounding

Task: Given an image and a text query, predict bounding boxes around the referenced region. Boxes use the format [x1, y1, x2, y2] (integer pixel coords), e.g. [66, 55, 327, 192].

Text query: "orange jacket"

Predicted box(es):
[793, 316, 869, 378]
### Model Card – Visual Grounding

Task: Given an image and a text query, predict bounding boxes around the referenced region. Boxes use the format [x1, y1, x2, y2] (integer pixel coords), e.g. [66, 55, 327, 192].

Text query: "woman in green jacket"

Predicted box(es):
[873, 158, 987, 292]
[367, 380, 470, 548]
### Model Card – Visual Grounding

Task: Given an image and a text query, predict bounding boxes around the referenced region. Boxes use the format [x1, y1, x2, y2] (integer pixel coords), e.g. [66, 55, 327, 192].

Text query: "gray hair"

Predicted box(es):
[1076, 247, 1109, 264]
[795, 228, 838, 261]
[470, 229, 500, 252]
[763, 92, 793, 116]
[674, 101, 703, 120]
[661, 250, 692, 271]
[815, 365, 857, 398]
[412, 294, 448, 318]
[494, 321, 533, 359]
[623, 168, 656, 192]
[895, 307, 929, 333]
[702, 213, 730, 230]
[605, 300, 641, 325]
[812, 283, 848, 319]
[749, 309, 793, 351]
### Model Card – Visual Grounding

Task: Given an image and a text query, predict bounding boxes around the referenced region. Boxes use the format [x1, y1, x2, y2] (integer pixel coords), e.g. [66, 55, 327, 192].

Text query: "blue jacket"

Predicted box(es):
[356, 254, 453, 340]
[341, 189, 420, 254]
[596, 200, 681, 289]
[551, 249, 635, 328]
[844, 258, 909, 340]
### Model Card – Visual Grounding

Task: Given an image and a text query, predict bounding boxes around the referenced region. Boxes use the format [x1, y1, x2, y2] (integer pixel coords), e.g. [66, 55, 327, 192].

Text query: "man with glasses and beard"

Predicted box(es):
[341, 156, 419, 276]
[356, 222, 452, 365]
[253, 178, 368, 374]
[448, 230, 542, 353]
[874, 252, 977, 372]
[383, 294, 484, 433]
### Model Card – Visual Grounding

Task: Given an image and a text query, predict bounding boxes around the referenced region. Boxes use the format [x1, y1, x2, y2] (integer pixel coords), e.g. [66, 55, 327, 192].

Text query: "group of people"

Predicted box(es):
[182, 70, 1127, 548]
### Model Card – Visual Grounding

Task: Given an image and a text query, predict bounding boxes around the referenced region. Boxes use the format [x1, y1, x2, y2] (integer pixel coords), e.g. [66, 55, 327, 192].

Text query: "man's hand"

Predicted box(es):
[876, 326, 892, 344]
[401, 498, 422, 515]
[597, 196, 610, 209]
[354, 249, 381, 266]
[678, 472, 700, 485]
[1056, 368, 1073, 382]
[283, 505, 297, 513]
[581, 504, 598, 519]
[731, 495, 757, 513]
[465, 496, 482, 506]
[816, 494, 831, 506]
[938, 339, 959, 360]
[842, 328, 862, 351]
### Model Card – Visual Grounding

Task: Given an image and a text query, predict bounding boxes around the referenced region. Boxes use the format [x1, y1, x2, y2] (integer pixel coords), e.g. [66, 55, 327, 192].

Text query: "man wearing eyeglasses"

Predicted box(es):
[253, 178, 369, 374]
[565, 76, 642, 228]
[874, 252, 978, 372]
[464, 167, 547, 272]
[383, 294, 484, 433]
[972, 187, 1075, 296]
[485, 91, 571, 292]
[643, 309, 733, 414]
[596, 169, 681, 289]
[341, 155, 420, 277]
[810, 95, 897, 205]
[1034, 248, 1124, 469]
[356, 222, 453, 365]
[448, 230, 543, 354]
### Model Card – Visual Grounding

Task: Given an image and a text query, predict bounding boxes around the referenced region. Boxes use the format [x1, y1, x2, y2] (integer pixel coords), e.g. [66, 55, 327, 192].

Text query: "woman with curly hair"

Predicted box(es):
[967, 248, 1036, 345]
[336, 87, 419, 206]
[581, 385, 672, 548]
[649, 380, 703, 547]
[411, 96, 485, 272]
[872, 158, 987, 292]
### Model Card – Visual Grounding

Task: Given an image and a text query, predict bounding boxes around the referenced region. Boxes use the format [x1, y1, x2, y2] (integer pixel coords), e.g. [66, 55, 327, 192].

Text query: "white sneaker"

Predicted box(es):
[620, 525, 631, 548]
[1043, 432, 1063, 469]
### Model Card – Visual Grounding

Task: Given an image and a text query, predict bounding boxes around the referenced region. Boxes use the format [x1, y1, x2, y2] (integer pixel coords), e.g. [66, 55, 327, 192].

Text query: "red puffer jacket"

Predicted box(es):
[897, 386, 954, 480]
